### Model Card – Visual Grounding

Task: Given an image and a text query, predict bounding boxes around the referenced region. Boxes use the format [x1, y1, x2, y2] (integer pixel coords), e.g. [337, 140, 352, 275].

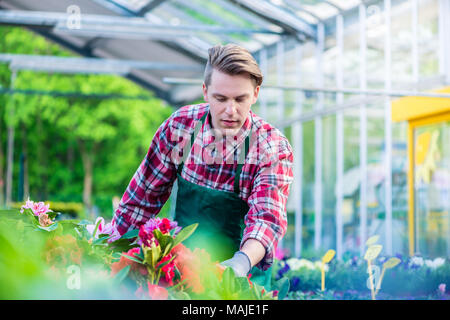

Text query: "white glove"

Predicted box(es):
[220, 251, 252, 277]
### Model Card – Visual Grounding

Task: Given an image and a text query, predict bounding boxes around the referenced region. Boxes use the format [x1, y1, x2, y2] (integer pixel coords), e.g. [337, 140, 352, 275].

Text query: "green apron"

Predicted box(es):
[174, 111, 271, 289]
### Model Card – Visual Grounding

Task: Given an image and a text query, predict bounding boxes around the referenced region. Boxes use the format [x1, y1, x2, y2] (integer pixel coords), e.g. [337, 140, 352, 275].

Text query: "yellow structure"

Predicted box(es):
[392, 86, 450, 257]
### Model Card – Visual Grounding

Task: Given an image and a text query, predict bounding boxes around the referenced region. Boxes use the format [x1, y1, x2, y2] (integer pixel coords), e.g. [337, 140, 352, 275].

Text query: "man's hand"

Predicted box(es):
[220, 251, 252, 277]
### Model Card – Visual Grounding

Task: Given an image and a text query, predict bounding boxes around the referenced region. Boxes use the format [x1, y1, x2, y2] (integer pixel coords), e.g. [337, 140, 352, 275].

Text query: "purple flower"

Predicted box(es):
[20, 198, 52, 216]
[291, 276, 300, 290]
[277, 262, 290, 278]
[438, 284, 446, 295]
[86, 217, 121, 243]
[137, 217, 181, 247]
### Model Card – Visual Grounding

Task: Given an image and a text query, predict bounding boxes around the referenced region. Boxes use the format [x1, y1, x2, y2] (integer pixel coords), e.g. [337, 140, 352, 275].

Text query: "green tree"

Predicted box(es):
[0, 26, 173, 217]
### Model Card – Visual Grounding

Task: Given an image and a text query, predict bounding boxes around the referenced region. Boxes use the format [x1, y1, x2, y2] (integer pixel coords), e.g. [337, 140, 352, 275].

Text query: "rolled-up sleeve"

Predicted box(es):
[240, 139, 294, 270]
[112, 116, 177, 235]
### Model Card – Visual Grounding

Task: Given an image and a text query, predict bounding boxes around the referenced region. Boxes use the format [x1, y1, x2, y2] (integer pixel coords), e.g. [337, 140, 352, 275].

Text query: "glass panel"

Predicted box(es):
[414, 120, 450, 258]
[365, 1, 385, 90]
[302, 120, 316, 258]
[328, 0, 361, 11]
[391, 0, 414, 90]
[418, 0, 439, 77]
[392, 120, 409, 255]
[342, 111, 360, 256]
[301, 3, 339, 20]
[322, 115, 337, 251]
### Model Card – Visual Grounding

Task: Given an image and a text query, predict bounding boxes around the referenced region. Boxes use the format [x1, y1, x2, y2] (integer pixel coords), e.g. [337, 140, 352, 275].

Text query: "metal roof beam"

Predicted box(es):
[136, 0, 167, 16]
[0, 9, 283, 38]
[228, 0, 316, 41]
[0, 53, 203, 74]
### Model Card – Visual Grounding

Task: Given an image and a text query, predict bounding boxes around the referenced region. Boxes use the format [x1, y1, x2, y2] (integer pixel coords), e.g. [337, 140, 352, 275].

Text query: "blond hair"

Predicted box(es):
[204, 44, 263, 88]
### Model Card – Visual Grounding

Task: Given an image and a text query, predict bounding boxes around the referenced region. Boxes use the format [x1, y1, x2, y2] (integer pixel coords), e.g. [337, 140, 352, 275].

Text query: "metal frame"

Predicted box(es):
[335, 11, 344, 260]
[314, 22, 324, 251]
[293, 43, 303, 258]
[359, 2, 368, 257]
[0, 54, 203, 74]
[0, 10, 283, 37]
[384, 0, 393, 256]
[164, 78, 450, 99]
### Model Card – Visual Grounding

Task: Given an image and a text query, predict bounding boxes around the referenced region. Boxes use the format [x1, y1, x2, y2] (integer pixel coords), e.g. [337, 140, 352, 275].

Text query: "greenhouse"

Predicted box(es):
[0, 0, 449, 302]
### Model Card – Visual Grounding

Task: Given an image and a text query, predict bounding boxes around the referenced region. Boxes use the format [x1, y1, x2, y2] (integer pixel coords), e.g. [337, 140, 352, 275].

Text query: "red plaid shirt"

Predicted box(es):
[112, 103, 294, 269]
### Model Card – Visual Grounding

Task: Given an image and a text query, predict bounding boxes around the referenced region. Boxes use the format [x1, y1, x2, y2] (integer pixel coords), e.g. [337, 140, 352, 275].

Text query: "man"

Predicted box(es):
[112, 44, 294, 288]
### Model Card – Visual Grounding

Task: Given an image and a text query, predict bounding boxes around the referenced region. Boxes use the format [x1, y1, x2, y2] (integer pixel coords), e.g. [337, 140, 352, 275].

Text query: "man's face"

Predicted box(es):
[203, 69, 260, 136]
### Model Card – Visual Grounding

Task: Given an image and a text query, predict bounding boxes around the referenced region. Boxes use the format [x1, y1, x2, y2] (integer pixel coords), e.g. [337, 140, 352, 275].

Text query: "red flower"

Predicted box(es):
[148, 283, 168, 300]
[159, 218, 172, 234]
[156, 254, 175, 286]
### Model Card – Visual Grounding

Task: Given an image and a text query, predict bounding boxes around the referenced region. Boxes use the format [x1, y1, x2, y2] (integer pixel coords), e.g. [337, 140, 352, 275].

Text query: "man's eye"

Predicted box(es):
[217, 98, 226, 102]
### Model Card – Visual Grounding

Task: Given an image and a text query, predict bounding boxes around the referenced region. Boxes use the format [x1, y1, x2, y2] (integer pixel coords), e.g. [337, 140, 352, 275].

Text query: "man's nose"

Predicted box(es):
[225, 101, 237, 115]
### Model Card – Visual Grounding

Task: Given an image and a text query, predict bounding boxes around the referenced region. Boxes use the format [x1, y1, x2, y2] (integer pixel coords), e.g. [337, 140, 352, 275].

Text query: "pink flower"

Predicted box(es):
[148, 283, 168, 300]
[439, 283, 446, 294]
[86, 217, 121, 243]
[275, 247, 288, 260]
[20, 198, 52, 216]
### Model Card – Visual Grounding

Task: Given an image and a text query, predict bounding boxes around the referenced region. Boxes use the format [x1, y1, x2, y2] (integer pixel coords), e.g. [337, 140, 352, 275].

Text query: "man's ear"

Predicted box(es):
[252, 86, 260, 104]
[202, 83, 209, 102]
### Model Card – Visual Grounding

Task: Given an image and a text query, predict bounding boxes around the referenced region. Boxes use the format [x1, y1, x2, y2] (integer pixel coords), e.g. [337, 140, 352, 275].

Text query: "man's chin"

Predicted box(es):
[219, 127, 240, 137]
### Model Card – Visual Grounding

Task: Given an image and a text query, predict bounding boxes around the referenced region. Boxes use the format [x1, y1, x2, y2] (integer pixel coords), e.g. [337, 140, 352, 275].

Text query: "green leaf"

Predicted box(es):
[222, 267, 236, 297]
[173, 223, 198, 247]
[121, 252, 143, 264]
[153, 229, 174, 256]
[121, 228, 139, 239]
[366, 235, 380, 246]
[156, 254, 176, 270]
[383, 257, 401, 269]
[111, 252, 122, 260]
[273, 277, 290, 300]
[113, 265, 131, 284]
[36, 222, 59, 232]
[147, 243, 161, 268]
[92, 234, 110, 245]
[47, 211, 60, 220]
[364, 244, 383, 261]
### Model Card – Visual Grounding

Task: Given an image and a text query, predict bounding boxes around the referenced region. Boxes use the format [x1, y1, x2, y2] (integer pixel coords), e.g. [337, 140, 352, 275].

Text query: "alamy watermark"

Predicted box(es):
[66, 5, 81, 30]
[66, 264, 81, 290]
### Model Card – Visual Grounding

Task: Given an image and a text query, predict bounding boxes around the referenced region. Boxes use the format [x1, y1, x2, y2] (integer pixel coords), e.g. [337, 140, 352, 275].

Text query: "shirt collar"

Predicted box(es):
[202, 107, 253, 149]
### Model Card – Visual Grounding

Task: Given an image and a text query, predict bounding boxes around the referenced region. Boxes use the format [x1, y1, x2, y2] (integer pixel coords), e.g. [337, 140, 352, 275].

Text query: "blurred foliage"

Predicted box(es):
[273, 255, 450, 299]
[0, 26, 174, 217]
[0, 209, 138, 299]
